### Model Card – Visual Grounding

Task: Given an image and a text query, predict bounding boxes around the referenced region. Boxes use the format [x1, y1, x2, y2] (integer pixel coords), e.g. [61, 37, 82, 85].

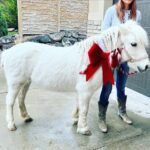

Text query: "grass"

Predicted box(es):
[8, 31, 18, 36]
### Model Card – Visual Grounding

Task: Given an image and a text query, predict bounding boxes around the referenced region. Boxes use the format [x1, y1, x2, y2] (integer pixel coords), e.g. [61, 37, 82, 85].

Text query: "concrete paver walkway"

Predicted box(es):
[0, 64, 150, 150]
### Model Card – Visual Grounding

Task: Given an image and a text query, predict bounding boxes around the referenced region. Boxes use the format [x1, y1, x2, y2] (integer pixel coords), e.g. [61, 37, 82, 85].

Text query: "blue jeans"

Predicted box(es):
[98, 62, 129, 107]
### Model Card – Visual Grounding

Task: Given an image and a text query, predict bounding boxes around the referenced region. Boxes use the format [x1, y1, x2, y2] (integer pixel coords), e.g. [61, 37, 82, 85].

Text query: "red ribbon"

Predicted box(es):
[80, 43, 115, 85]
[111, 48, 121, 68]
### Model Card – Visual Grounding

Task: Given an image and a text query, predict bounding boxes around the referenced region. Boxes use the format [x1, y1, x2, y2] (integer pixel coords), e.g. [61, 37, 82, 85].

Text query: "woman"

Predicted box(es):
[98, 0, 141, 133]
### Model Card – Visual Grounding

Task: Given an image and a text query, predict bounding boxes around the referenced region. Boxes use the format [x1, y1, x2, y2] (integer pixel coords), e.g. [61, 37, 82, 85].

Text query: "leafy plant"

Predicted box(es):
[0, 0, 18, 29]
[0, 9, 8, 37]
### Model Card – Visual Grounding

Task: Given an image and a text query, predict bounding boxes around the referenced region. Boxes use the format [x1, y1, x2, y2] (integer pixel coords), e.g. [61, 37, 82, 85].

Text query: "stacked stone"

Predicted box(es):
[0, 35, 17, 50]
[27, 30, 87, 47]
[0, 30, 86, 50]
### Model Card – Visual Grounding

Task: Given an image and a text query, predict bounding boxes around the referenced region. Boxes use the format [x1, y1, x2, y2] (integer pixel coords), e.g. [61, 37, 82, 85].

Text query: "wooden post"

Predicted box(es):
[17, 0, 23, 42]
[57, 0, 61, 32]
[87, 0, 104, 36]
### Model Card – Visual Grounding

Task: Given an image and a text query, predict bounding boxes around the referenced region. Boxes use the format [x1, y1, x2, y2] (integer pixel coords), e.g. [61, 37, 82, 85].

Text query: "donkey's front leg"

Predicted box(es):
[77, 91, 93, 135]
[72, 95, 79, 125]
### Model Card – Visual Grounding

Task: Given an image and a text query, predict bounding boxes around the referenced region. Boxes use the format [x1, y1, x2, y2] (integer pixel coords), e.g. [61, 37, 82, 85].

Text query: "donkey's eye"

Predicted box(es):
[131, 42, 137, 47]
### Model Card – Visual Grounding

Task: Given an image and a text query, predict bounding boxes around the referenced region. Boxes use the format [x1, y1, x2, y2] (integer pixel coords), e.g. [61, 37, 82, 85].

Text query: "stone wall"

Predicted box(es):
[21, 0, 58, 34]
[59, 0, 89, 34]
[19, 0, 89, 35]
[18, 0, 113, 37]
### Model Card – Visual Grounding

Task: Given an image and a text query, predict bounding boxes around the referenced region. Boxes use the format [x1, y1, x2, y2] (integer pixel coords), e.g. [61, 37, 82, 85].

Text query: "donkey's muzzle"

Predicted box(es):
[138, 65, 149, 73]
[145, 65, 149, 71]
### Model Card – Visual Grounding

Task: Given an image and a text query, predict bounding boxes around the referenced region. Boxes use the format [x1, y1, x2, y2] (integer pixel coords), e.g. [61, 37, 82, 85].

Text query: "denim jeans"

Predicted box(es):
[98, 62, 129, 107]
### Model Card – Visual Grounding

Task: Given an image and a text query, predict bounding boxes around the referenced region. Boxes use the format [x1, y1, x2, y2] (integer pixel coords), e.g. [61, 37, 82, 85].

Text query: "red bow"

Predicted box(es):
[80, 43, 115, 85]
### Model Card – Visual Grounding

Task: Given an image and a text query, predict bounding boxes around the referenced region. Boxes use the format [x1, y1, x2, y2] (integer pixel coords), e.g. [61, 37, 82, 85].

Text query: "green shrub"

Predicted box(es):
[0, 0, 18, 29]
[0, 9, 8, 37]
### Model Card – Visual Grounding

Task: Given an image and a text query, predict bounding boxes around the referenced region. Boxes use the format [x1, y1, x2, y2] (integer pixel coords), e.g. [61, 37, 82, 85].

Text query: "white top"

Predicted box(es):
[101, 5, 142, 31]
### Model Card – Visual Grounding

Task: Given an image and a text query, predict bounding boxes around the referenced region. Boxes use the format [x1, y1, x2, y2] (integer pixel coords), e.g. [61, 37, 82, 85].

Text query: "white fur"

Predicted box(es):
[1, 21, 149, 134]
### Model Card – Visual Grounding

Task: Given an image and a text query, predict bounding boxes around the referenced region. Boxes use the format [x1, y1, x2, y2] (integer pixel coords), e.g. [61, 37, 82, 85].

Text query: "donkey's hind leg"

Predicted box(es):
[17, 80, 33, 123]
[6, 84, 21, 131]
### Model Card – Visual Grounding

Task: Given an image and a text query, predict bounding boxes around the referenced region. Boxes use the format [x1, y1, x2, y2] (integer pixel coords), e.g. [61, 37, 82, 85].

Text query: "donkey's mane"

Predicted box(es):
[74, 20, 149, 54]
[74, 26, 120, 53]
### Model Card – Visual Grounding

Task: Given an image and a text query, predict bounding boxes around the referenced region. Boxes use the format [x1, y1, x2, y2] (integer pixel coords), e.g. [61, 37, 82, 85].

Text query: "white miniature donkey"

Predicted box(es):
[1, 21, 149, 135]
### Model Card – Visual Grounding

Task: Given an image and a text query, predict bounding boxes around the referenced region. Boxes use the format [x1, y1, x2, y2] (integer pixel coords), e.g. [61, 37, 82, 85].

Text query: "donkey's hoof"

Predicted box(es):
[83, 130, 92, 136]
[72, 118, 78, 126]
[77, 127, 92, 136]
[24, 117, 33, 123]
[8, 123, 17, 131]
